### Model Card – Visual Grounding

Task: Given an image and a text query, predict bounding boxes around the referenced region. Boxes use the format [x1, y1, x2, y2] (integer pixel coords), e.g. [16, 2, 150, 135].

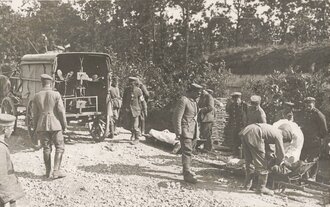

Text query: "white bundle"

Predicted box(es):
[273, 119, 304, 163]
[149, 129, 178, 145]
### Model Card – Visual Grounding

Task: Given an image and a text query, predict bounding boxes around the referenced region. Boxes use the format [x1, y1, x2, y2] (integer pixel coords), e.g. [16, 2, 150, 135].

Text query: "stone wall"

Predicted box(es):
[211, 98, 229, 149]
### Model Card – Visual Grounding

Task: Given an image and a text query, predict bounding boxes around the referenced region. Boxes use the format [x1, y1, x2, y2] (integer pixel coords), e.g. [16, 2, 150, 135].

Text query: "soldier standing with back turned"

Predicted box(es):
[32, 74, 67, 179]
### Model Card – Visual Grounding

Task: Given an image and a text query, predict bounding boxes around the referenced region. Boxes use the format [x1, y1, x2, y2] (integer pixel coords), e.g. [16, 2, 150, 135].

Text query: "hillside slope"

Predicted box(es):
[209, 41, 330, 74]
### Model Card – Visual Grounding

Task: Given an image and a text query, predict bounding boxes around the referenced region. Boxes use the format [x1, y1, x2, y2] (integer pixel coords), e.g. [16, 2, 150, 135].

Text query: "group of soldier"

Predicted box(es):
[0, 74, 329, 205]
[225, 92, 328, 195]
[0, 73, 151, 206]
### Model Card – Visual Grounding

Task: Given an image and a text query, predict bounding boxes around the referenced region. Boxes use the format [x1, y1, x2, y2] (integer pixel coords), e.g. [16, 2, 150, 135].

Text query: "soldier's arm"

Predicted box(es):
[260, 110, 267, 123]
[122, 88, 129, 110]
[172, 97, 186, 137]
[0, 147, 8, 184]
[317, 111, 328, 138]
[274, 134, 285, 165]
[225, 100, 231, 113]
[140, 84, 150, 99]
[56, 93, 67, 131]
[200, 95, 214, 113]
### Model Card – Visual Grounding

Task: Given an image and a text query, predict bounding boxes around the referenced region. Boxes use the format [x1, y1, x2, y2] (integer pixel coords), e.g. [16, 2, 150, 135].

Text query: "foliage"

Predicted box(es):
[244, 69, 330, 123]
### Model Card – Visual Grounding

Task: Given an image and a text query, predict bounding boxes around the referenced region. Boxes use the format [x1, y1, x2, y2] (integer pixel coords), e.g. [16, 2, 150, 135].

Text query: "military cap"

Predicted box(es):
[128, 76, 138, 81]
[0, 114, 16, 127]
[191, 83, 203, 90]
[40, 74, 53, 81]
[231, 92, 242, 97]
[304, 97, 316, 102]
[284, 101, 294, 107]
[250, 95, 261, 103]
[206, 89, 214, 94]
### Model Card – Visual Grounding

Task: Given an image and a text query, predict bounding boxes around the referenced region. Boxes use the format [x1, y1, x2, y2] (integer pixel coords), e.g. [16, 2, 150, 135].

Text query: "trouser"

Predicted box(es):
[180, 137, 194, 175]
[113, 108, 120, 132]
[300, 144, 321, 179]
[241, 135, 268, 175]
[200, 122, 213, 151]
[229, 126, 243, 152]
[39, 130, 65, 154]
[38, 130, 65, 176]
[139, 111, 146, 134]
[130, 115, 140, 139]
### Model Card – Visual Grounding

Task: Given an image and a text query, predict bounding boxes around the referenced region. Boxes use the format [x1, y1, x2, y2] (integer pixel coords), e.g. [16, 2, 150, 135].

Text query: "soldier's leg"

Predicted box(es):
[250, 146, 273, 195]
[203, 122, 213, 151]
[130, 116, 140, 145]
[306, 146, 321, 181]
[140, 113, 145, 135]
[52, 130, 66, 179]
[39, 131, 52, 178]
[180, 137, 197, 183]
[241, 137, 254, 190]
[233, 128, 242, 156]
[113, 109, 119, 135]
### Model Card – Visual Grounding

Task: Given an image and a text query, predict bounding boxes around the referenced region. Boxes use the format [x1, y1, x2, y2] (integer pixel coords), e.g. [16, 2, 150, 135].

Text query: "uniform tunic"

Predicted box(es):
[246, 105, 267, 125]
[198, 92, 215, 151]
[240, 123, 285, 174]
[225, 100, 248, 149]
[300, 108, 327, 161]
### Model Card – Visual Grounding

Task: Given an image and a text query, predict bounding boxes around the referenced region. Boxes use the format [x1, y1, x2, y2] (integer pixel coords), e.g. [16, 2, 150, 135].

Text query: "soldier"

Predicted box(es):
[299, 97, 328, 181]
[225, 92, 248, 156]
[137, 77, 149, 135]
[246, 95, 267, 125]
[108, 76, 122, 137]
[122, 77, 146, 145]
[240, 123, 293, 195]
[173, 83, 202, 184]
[0, 114, 25, 207]
[198, 88, 215, 152]
[32, 74, 67, 179]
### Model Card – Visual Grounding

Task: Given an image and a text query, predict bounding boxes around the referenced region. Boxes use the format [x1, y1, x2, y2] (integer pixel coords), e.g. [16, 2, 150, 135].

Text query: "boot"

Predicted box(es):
[53, 152, 66, 179]
[183, 172, 198, 184]
[257, 174, 274, 195]
[43, 151, 51, 178]
[182, 152, 198, 184]
[130, 131, 140, 145]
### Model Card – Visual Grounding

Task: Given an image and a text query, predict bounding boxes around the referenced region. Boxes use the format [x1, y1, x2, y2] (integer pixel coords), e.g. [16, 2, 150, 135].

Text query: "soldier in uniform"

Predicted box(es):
[32, 74, 67, 179]
[0, 114, 25, 207]
[198, 88, 215, 152]
[246, 95, 267, 125]
[137, 77, 149, 135]
[122, 77, 146, 145]
[108, 76, 122, 137]
[299, 97, 328, 181]
[173, 83, 202, 183]
[225, 92, 248, 156]
[240, 123, 293, 195]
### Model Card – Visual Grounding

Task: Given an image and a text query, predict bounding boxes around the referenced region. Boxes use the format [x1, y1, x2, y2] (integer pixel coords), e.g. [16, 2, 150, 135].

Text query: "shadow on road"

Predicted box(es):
[78, 163, 182, 182]
[8, 127, 37, 154]
[15, 171, 51, 181]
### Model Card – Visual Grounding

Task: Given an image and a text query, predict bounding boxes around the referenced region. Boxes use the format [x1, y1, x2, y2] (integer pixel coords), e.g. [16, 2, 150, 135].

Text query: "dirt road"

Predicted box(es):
[6, 118, 329, 207]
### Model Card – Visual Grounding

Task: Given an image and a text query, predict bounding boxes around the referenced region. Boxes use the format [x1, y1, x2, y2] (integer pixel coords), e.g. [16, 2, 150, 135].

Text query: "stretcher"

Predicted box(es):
[271, 161, 330, 204]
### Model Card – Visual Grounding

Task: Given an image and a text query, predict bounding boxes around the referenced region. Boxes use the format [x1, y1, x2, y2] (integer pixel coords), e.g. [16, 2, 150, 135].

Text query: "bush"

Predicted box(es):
[109, 49, 230, 131]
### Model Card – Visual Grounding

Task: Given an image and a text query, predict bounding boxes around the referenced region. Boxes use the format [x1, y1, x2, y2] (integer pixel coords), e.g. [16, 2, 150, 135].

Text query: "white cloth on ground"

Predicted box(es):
[149, 129, 179, 145]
